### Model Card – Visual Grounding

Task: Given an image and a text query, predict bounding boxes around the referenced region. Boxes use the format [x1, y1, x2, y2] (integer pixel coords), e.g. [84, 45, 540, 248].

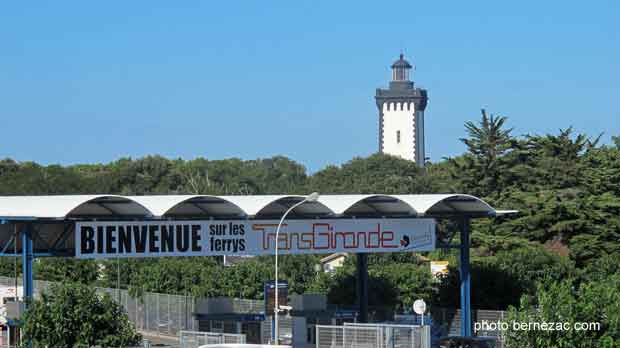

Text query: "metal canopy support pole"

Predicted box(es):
[20, 224, 34, 348]
[459, 218, 472, 337]
[356, 253, 369, 323]
[22, 223, 34, 301]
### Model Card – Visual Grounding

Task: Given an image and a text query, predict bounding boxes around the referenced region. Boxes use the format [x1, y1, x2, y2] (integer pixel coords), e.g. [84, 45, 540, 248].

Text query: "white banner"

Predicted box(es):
[75, 219, 436, 259]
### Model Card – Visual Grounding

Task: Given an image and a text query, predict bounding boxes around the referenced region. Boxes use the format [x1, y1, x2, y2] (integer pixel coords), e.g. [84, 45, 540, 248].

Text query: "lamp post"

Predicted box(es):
[274, 192, 320, 344]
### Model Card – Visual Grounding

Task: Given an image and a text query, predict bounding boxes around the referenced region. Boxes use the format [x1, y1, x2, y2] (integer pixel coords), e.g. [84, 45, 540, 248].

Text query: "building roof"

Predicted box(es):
[391, 54, 412, 69]
[0, 194, 517, 220]
[320, 252, 349, 264]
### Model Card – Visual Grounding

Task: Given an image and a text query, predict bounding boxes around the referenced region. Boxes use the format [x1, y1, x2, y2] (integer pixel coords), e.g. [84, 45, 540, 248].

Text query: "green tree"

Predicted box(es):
[461, 109, 514, 167]
[581, 143, 620, 195]
[504, 276, 620, 348]
[34, 258, 99, 284]
[451, 109, 515, 197]
[435, 243, 575, 310]
[21, 283, 141, 348]
[308, 153, 431, 194]
[0, 257, 21, 278]
[277, 254, 323, 295]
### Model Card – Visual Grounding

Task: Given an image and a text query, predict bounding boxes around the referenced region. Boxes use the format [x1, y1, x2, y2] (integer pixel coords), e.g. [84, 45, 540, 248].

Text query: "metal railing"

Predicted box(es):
[316, 325, 381, 348]
[232, 298, 264, 313]
[179, 330, 246, 348]
[345, 323, 430, 348]
[262, 316, 293, 344]
[316, 323, 430, 348]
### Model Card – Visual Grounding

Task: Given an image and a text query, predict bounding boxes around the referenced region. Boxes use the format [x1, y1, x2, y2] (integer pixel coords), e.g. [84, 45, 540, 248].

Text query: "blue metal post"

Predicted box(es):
[22, 224, 34, 301]
[459, 218, 472, 337]
[356, 253, 369, 323]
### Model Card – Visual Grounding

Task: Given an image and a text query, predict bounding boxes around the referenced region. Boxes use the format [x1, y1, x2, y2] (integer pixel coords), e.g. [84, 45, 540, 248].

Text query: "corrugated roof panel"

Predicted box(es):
[128, 195, 194, 216]
[0, 194, 512, 219]
[0, 195, 152, 219]
[394, 194, 495, 215]
[218, 195, 296, 216]
[129, 195, 247, 217]
[314, 195, 381, 215]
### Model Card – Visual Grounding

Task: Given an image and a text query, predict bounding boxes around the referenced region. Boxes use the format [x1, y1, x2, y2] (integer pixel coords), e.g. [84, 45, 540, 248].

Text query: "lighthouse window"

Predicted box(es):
[397, 130, 401, 143]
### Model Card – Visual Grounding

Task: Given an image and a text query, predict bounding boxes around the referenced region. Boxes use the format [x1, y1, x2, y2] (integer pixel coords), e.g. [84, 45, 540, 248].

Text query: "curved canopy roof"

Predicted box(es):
[0, 194, 516, 220]
[0, 195, 152, 220]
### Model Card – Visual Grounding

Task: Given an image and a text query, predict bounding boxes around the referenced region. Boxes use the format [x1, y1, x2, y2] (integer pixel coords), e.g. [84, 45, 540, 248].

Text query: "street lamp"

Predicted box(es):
[274, 192, 320, 344]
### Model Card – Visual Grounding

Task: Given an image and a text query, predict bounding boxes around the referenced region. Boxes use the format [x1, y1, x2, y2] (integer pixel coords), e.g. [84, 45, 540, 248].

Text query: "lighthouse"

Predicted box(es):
[375, 54, 428, 165]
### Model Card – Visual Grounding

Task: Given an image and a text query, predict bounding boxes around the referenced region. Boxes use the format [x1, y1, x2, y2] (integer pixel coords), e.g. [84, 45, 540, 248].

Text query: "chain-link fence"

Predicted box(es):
[0, 276, 197, 337]
[179, 330, 245, 348]
[97, 287, 197, 336]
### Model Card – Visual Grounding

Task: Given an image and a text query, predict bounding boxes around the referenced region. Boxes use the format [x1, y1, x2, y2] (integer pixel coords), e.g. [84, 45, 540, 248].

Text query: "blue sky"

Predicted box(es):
[1, 1, 618, 172]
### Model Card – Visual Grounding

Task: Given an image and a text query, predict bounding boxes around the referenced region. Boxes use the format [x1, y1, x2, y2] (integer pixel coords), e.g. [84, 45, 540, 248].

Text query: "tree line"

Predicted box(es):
[1, 110, 619, 346]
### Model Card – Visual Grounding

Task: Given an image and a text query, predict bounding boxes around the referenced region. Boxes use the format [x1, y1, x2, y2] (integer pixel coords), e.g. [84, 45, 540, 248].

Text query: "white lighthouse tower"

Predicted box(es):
[375, 54, 428, 165]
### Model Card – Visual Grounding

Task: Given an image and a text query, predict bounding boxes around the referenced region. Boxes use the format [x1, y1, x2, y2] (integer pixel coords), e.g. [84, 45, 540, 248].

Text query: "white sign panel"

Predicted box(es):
[413, 299, 427, 315]
[75, 219, 436, 259]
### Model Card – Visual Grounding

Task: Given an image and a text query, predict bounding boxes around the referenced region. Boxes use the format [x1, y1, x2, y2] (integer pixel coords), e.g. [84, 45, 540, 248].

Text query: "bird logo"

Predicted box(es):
[400, 235, 410, 247]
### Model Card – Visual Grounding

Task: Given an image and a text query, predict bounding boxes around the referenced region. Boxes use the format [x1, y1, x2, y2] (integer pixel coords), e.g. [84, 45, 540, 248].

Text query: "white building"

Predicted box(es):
[375, 54, 429, 165]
